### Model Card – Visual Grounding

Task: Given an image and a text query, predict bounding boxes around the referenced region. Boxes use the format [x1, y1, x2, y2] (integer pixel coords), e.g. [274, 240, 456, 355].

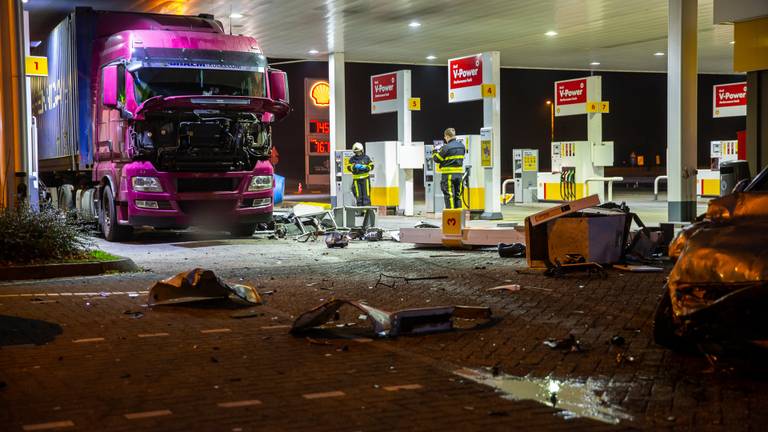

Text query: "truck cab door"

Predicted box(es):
[96, 64, 126, 161]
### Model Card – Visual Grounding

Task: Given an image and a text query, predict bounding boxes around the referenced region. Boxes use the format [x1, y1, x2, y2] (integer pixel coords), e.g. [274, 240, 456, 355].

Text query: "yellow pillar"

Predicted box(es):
[0, 0, 25, 208]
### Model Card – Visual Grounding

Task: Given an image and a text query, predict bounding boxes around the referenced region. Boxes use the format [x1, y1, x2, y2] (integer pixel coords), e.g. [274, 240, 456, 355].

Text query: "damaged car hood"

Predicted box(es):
[668, 192, 768, 318]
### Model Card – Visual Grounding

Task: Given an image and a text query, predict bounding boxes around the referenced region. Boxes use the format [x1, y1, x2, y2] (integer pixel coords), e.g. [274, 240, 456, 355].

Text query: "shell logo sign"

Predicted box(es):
[310, 81, 330, 107]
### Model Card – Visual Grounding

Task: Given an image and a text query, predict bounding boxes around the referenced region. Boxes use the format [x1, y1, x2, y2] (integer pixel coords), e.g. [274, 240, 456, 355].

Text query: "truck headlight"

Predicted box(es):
[132, 176, 163, 192]
[248, 175, 273, 192]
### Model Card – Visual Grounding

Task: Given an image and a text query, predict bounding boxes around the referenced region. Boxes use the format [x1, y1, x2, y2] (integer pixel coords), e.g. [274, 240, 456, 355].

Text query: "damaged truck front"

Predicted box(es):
[33, 8, 289, 240]
[654, 172, 768, 351]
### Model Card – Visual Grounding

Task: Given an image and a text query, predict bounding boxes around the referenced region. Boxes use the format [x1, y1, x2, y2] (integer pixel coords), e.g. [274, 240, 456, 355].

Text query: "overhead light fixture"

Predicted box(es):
[590, 61, 600, 66]
[545, 30, 558, 37]
[409, 21, 421, 28]
[730, 41, 735, 45]
[22, 0, 29, 3]
[308, 49, 319, 55]
[229, 13, 243, 19]
[654, 52, 665, 56]
[426, 55, 437, 60]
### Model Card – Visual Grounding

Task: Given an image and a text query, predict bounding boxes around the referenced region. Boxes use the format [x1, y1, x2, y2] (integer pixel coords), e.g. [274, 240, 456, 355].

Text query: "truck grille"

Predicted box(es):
[178, 200, 236, 215]
[177, 177, 240, 193]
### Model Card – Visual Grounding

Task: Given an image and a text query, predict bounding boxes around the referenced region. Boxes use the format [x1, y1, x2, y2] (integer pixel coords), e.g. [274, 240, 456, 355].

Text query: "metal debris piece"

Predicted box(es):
[324, 232, 350, 248]
[498, 242, 526, 258]
[613, 264, 663, 273]
[147, 268, 262, 306]
[487, 284, 521, 293]
[123, 310, 144, 319]
[363, 228, 384, 242]
[291, 299, 492, 338]
[543, 334, 583, 352]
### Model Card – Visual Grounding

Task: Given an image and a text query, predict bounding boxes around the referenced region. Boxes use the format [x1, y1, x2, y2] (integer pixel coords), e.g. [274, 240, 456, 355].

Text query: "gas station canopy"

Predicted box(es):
[26, 0, 735, 73]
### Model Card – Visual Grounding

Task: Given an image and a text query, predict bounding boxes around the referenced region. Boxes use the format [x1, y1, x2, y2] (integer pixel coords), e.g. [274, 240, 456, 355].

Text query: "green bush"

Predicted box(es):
[0, 206, 91, 264]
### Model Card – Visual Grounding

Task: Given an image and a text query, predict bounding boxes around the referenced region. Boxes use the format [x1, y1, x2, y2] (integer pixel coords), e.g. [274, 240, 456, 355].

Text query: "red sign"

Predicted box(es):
[449, 55, 483, 90]
[372, 73, 397, 102]
[714, 82, 747, 108]
[556, 78, 587, 105]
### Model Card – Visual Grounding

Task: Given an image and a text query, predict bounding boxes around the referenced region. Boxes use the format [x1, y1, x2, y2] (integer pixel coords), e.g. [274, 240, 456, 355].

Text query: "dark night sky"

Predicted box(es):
[270, 60, 745, 183]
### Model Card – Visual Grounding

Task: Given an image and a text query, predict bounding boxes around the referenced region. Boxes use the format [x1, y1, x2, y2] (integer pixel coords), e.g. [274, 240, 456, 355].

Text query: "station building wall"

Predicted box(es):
[270, 60, 745, 183]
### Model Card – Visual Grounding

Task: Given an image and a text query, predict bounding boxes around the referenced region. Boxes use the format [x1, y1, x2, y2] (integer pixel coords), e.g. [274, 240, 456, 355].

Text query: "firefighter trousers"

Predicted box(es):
[440, 173, 463, 209]
[352, 177, 371, 206]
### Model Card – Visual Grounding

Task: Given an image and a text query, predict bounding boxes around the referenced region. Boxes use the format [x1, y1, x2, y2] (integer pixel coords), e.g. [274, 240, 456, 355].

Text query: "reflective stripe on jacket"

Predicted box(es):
[433, 139, 465, 173]
[346, 154, 374, 179]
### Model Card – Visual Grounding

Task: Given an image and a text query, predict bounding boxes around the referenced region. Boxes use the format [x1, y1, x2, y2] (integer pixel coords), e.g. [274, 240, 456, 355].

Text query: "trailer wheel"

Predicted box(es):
[101, 186, 133, 242]
[230, 223, 257, 238]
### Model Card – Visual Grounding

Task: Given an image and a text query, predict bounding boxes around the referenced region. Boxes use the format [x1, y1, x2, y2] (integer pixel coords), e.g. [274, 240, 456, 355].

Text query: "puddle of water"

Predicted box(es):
[455, 368, 633, 425]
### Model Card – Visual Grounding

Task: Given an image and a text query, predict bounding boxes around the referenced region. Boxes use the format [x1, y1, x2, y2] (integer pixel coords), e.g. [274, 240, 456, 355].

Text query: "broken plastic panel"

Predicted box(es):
[290, 299, 491, 337]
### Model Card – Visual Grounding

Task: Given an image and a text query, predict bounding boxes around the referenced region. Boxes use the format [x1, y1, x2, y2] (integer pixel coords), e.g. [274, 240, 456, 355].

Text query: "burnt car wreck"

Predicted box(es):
[654, 167, 768, 352]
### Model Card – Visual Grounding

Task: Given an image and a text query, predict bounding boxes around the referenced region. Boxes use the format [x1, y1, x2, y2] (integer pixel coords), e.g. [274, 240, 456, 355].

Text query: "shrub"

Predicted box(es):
[0, 206, 91, 264]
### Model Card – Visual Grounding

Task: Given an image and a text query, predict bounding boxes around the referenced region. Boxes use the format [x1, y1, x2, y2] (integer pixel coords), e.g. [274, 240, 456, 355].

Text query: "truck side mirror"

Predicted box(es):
[102, 65, 118, 108]
[268, 68, 289, 103]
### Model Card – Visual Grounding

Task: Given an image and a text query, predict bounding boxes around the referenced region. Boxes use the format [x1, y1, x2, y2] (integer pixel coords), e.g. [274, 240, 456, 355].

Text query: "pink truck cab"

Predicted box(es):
[34, 8, 290, 241]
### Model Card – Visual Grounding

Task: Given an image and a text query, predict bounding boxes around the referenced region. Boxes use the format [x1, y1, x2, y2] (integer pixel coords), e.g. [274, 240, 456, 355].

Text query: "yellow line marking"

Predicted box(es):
[260, 325, 291, 330]
[302, 391, 346, 399]
[124, 410, 172, 420]
[383, 384, 423, 392]
[73, 338, 105, 343]
[138, 333, 169, 338]
[217, 400, 262, 408]
[59, 293, 73, 296]
[19, 294, 36, 297]
[22, 420, 75, 431]
[201, 328, 231, 334]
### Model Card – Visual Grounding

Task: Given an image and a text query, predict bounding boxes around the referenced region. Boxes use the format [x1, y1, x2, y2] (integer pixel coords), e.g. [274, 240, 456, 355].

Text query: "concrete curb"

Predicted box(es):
[0, 257, 140, 281]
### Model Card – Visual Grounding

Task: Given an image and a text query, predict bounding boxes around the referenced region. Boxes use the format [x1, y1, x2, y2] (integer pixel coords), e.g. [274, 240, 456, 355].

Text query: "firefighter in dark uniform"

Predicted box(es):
[433, 128, 465, 209]
[346, 142, 374, 206]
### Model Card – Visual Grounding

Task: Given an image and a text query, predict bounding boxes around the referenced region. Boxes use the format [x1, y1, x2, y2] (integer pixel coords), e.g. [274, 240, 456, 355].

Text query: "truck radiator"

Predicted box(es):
[176, 177, 240, 193]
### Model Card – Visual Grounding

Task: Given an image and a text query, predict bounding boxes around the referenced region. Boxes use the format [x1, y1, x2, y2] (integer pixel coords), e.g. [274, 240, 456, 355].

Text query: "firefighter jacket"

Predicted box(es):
[433, 139, 465, 174]
[346, 154, 374, 179]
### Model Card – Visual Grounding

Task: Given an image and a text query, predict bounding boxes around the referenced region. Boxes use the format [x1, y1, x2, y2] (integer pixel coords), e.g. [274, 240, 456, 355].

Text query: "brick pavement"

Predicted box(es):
[1, 238, 767, 431]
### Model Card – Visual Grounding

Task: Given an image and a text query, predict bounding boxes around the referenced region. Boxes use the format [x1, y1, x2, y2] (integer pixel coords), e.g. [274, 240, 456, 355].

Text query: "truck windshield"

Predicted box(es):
[132, 68, 265, 103]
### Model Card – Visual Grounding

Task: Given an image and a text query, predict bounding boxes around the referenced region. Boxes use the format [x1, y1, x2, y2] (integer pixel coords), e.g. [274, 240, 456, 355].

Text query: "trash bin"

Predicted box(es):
[273, 174, 285, 205]
[720, 160, 750, 196]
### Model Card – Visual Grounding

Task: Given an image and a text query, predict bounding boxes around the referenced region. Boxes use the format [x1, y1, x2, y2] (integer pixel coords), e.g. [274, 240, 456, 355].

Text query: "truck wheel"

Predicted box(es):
[101, 186, 133, 242]
[231, 223, 257, 238]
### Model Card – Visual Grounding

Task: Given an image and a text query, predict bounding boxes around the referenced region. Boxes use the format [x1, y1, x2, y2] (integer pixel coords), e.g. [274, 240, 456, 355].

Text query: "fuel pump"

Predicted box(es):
[334, 150, 356, 207]
[512, 149, 538, 203]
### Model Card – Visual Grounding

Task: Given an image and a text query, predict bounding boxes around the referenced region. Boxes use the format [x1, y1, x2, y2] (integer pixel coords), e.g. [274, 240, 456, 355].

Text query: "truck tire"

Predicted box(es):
[230, 223, 257, 238]
[101, 186, 133, 242]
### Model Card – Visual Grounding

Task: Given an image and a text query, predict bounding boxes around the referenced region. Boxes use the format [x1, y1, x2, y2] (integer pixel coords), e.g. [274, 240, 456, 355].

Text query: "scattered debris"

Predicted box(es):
[230, 310, 263, 319]
[486, 284, 521, 293]
[415, 222, 439, 229]
[613, 264, 663, 273]
[291, 299, 492, 338]
[123, 310, 144, 319]
[375, 274, 448, 289]
[498, 242, 526, 258]
[615, 352, 636, 365]
[543, 334, 583, 352]
[147, 268, 261, 306]
[363, 227, 384, 242]
[610, 335, 625, 346]
[324, 232, 350, 248]
[30, 298, 57, 304]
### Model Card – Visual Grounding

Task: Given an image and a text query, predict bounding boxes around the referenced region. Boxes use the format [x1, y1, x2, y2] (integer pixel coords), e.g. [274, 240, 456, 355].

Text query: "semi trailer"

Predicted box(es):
[32, 8, 290, 241]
